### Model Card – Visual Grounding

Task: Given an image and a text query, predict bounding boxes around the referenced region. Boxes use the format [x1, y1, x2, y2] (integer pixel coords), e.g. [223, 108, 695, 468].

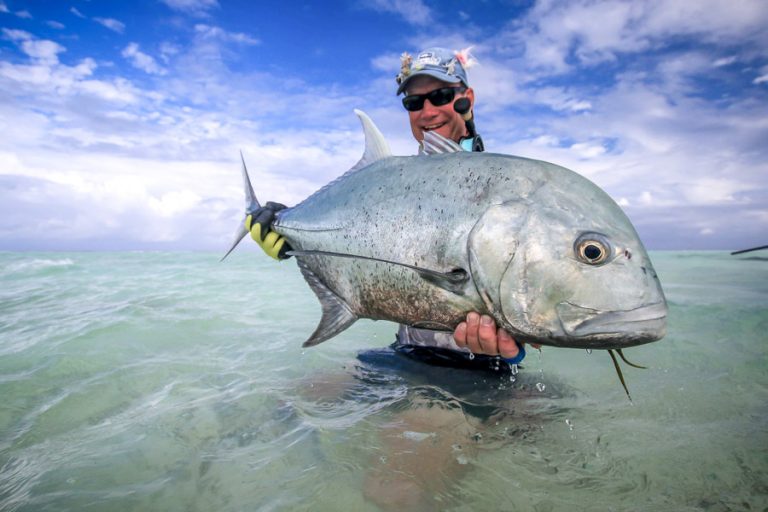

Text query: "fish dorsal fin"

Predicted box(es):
[420, 131, 463, 155]
[296, 258, 358, 347]
[351, 109, 392, 171]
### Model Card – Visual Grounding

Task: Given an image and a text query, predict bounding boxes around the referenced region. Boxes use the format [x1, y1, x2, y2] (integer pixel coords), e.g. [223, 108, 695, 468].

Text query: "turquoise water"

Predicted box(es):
[0, 250, 766, 511]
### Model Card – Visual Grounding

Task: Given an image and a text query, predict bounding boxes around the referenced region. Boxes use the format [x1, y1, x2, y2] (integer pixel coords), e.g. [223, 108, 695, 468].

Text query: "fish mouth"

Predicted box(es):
[557, 301, 668, 344]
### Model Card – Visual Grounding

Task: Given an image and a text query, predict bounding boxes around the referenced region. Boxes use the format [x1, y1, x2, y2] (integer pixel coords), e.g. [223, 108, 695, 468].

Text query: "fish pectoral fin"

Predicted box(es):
[288, 249, 470, 295]
[297, 258, 358, 347]
[416, 267, 469, 294]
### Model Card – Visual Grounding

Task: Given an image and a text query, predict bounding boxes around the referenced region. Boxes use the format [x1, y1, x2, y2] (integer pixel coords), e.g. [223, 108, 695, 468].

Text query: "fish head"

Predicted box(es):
[469, 187, 667, 350]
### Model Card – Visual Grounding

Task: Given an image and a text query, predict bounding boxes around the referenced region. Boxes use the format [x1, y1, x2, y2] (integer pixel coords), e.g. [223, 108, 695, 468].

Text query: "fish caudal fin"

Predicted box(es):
[221, 151, 261, 261]
[297, 259, 358, 347]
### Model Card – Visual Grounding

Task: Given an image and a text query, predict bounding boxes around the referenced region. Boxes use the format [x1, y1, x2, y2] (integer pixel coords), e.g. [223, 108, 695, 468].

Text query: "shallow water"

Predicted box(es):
[0, 250, 766, 511]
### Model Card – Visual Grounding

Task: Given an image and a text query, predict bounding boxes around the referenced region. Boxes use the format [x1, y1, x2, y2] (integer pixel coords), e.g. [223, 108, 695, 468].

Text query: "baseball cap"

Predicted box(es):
[395, 47, 473, 95]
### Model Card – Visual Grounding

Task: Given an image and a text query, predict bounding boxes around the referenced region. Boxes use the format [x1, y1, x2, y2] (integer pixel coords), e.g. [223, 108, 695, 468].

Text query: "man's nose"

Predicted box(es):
[421, 98, 441, 115]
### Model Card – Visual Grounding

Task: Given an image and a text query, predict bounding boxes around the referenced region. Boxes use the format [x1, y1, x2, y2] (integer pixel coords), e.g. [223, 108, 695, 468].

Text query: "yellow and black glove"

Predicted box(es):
[246, 202, 292, 260]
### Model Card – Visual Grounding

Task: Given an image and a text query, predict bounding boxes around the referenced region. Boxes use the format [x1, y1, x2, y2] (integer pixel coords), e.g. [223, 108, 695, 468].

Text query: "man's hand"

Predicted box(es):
[246, 202, 292, 260]
[454, 313, 536, 362]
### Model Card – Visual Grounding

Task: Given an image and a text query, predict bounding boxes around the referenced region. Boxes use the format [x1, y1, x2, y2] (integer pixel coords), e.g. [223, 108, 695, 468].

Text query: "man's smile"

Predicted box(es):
[422, 122, 446, 132]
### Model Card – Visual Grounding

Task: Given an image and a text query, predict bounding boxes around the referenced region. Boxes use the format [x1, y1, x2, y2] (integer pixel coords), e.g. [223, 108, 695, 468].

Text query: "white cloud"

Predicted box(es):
[122, 43, 166, 75]
[639, 191, 653, 205]
[193, 24, 259, 45]
[0, 1, 765, 251]
[15, 9, 31, 19]
[94, 17, 125, 34]
[46, 20, 66, 30]
[570, 142, 606, 159]
[513, 0, 768, 74]
[20, 39, 66, 65]
[0, 2, 8, 14]
[0, 34, 143, 105]
[361, 0, 431, 25]
[70, 7, 85, 18]
[713, 56, 737, 67]
[159, 42, 180, 63]
[160, 0, 219, 16]
[2, 28, 32, 41]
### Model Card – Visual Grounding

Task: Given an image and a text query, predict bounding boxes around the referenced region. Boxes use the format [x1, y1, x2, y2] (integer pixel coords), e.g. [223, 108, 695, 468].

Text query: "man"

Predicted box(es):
[246, 46, 528, 369]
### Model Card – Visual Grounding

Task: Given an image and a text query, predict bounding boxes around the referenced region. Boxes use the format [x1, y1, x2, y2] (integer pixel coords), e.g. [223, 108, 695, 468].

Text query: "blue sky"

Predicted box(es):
[0, 0, 766, 251]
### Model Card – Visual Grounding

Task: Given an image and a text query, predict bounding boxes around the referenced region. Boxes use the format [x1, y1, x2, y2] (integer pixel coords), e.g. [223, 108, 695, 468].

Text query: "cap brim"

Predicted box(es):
[397, 70, 463, 95]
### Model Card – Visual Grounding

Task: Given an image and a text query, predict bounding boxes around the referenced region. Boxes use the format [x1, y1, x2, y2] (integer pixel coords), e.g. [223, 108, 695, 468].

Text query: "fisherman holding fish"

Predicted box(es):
[246, 47, 531, 370]
[237, 46, 667, 509]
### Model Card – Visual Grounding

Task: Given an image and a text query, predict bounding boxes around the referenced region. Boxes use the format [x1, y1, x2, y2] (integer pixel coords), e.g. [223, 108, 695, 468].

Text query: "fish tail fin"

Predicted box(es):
[221, 151, 261, 262]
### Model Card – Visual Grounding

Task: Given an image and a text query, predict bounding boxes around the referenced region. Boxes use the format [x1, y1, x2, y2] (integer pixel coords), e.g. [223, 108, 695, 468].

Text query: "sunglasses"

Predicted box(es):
[402, 86, 466, 112]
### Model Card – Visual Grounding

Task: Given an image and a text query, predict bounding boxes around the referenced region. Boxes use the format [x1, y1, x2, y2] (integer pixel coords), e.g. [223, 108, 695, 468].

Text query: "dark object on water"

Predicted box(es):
[731, 245, 768, 255]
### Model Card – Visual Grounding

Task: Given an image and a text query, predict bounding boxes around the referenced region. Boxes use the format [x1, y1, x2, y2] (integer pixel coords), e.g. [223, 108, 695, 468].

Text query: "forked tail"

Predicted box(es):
[221, 151, 261, 261]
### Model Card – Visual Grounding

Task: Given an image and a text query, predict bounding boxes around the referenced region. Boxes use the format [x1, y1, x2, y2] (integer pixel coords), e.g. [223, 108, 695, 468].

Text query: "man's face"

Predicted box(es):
[405, 75, 474, 143]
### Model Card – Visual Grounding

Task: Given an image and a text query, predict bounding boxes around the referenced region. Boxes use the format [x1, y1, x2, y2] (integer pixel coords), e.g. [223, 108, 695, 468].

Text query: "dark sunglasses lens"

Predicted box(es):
[403, 87, 463, 111]
[402, 95, 424, 111]
[428, 87, 456, 106]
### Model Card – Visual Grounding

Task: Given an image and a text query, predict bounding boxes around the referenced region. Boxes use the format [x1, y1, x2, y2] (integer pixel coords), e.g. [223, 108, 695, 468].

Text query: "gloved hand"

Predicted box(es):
[246, 202, 292, 260]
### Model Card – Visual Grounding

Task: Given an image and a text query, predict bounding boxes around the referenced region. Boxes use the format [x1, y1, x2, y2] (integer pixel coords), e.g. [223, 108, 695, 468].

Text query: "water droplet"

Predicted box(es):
[536, 382, 546, 392]
[586, 349, 592, 355]
[379, 456, 387, 464]
[565, 419, 574, 431]
[472, 432, 483, 442]
[468, 352, 475, 360]
[509, 363, 519, 375]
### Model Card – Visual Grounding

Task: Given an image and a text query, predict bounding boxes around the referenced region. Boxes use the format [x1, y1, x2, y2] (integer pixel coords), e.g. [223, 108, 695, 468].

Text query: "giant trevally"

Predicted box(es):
[226, 110, 667, 385]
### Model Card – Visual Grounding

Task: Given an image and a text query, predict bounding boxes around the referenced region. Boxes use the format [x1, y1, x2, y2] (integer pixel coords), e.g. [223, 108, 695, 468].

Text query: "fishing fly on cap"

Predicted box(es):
[395, 46, 477, 94]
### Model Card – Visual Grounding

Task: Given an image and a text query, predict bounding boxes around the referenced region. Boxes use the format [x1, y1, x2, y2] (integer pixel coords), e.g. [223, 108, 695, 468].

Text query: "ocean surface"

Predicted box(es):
[0, 250, 766, 511]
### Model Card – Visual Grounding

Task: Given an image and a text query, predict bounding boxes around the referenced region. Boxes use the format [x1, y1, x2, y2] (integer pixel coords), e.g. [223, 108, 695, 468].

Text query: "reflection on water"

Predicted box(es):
[0, 251, 767, 511]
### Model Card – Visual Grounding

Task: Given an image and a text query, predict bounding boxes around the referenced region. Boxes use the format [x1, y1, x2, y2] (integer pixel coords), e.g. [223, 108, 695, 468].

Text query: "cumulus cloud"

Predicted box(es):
[122, 43, 167, 75]
[0, 32, 143, 105]
[510, 0, 768, 74]
[94, 17, 125, 34]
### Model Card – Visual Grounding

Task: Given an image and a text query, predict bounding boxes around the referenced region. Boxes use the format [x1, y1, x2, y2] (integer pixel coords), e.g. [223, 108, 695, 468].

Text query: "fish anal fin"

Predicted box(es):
[297, 259, 358, 347]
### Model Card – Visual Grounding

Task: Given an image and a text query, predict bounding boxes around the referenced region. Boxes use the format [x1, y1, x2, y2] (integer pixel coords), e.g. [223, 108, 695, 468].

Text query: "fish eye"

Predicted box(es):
[574, 233, 612, 265]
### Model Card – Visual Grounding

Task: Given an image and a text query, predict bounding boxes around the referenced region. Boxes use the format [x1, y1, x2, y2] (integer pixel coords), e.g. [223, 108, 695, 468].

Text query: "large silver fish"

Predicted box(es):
[227, 111, 667, 356]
